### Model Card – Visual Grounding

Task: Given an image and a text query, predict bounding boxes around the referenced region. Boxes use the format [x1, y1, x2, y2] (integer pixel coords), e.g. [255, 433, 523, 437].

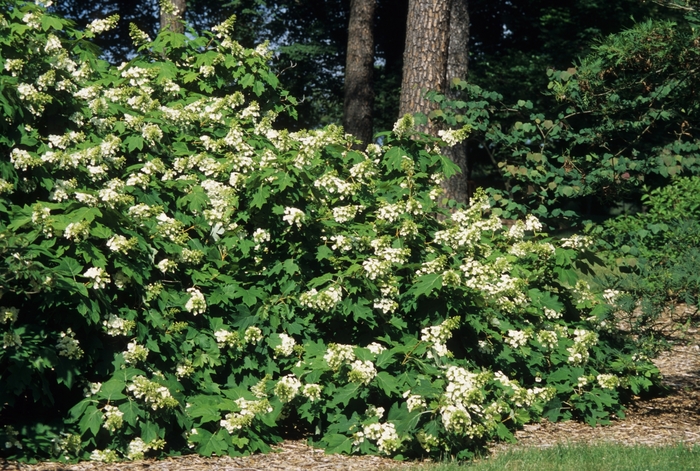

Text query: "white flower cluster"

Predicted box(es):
[0, 178, 14, 194]
[219, 397, 272, 433]
[274, 333, 296, 357]
[403, 390, 427, 412]
[106, 234, 137, 254]
[65, 220, 91, 242]
[3, 331, 22, 349]
[1, 306, 19, 325]
[329, 234, 354, 252]
[393, 114, 415, 138]
[127, 375, 179, 410]
[103, 309, 133, 331]
[596, 373, 620, 390]
[180, 248, 205, 264]
[315, 173, 353, 199]
[200, 179, 236, 226]
[274, 374, 301, 403]
[373, 297, 398, 314]
[302, 383, 323, 402]
[215, 329, 241, 348]
[123, 341, 149, 364]
[185, 287, 206, 315]
[244, 326, 263, 344]
[349, 158, 379, 182]
[155, 212, 188, 244]
[602, 288, 621, 305]
[366, 342, 386, 355]
[437, 125, 470, 146]
[567, 328, 598, 365]
[87, 15, 119, 35]
[126, 437, 165, 461]
[561, 234, 593, 249]
[156, 258, 177, 273]
[362, 257, 391, 280]
[176, 360, 194, 379]
[353, 422, 400, 455]
[102, 404, 124, 432]
[536, 330, 559, 349]
[416, 256, 446, 276]
[252, 228, 271, 250]
[421, 317, 459, 359]
[90, 449, 119, 462]
[505, 329, 532, 349]
[324, 343, 356, 370]
[56, 328, 84, 359]
[299, 286, 343, 311]
[332, 205, 362, 223]
[282, 207, 305, 228]
[348, 359, 377, 385]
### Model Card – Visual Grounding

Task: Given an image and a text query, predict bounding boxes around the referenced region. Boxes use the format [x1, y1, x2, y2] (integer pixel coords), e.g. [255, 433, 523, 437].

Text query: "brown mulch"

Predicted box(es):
[5, 319, 700, 470]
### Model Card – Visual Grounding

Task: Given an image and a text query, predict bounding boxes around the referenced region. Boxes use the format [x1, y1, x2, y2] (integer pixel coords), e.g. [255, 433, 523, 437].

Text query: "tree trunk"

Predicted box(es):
[398, 0, 451, 133]
[442, 0, 470, 204]
[343, 0, 376, 148]
[399, 0, 471, 203]
[160, 0, 187, 33]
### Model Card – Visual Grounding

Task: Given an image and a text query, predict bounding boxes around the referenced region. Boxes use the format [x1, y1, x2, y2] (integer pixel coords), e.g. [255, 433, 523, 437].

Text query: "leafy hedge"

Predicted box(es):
[431, 14, 700, 225]
[587, 176, 700, 342]
[0, 1, 658, 463]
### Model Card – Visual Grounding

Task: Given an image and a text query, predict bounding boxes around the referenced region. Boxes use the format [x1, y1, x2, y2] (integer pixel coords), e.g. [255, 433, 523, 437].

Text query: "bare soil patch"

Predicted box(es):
[5, 320, 700, 470]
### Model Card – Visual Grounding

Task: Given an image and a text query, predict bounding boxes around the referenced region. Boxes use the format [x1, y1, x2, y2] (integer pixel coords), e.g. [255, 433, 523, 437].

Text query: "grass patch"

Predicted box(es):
[398, 443, 700, 471]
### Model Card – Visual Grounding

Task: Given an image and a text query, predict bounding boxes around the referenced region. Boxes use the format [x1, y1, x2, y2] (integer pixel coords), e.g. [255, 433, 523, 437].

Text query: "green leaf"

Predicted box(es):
[375, 371, 398, 396]
[323, 434, 353, 454]
[410, 273, 443, 298]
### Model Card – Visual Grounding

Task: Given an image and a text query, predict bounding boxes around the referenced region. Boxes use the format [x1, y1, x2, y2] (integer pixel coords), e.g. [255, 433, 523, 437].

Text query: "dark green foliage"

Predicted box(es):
[431, 14, 700, 226]
[587, 177, 700, 343]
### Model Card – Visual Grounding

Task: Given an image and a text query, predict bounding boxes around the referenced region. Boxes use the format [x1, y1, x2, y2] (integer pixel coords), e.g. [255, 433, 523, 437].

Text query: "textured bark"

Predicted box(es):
[442, 0, 471, 204]
[399, 0, 451, 132]
[160, 0, 187, 33]
[343, 0, 376, 148]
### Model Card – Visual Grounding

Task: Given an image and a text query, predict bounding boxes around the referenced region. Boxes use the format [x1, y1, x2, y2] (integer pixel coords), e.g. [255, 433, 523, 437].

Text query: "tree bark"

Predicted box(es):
[442, 0, 470, 204]
[399, 0, 471, 203]
[343, 0, 376, 148]
[160, 0, 187, 33]
[398, 0, 451, 132]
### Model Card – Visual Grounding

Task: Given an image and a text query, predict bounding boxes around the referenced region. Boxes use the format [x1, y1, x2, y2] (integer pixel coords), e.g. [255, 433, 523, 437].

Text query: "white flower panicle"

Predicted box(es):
[219, 397, 272, 433]
[353, 422, 400, 455]
[302, 383, 323, 402]
[123, 341, 149, 364]
[273, 333, 296, 357]
[102, 405, 124, 432]
[274, 374, 301, 403]
[348, 359, 377, 385]
[299, 286, 343, 311]
[324, 343, 356, 370]
[282, 207, 305, 228]
[102, 314, 136, 337]
[56, 328, 83, 359]
[127, 375, 179, 410]
[185, 287, 206, 315]
[421, 317, 459, 359]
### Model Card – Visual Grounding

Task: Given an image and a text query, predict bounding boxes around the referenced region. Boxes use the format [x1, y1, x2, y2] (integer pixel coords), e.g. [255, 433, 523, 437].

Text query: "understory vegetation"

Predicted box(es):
[0, 0, 698, 465]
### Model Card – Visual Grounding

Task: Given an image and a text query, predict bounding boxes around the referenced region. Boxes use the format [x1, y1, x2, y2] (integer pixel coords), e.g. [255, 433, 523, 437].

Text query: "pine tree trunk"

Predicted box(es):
[442, 0, 470, 204]
[343, 0, 376, 148]
[398, 0, 451, 133]
[160, 0, 187, 33]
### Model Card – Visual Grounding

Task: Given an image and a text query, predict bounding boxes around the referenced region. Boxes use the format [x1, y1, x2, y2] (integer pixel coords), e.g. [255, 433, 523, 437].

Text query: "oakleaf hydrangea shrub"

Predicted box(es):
[0, 1, 658, 462]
